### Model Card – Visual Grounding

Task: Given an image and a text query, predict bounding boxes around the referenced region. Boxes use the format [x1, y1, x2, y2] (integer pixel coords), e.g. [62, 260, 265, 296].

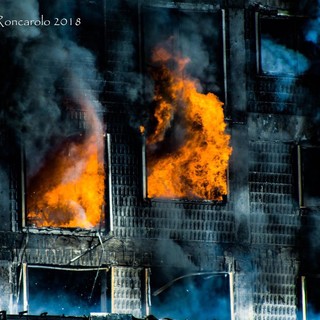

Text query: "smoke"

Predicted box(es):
[0, 0, 103, 176]
[107, 4, 223, 132]
[27, 268, 103, 316]
[175, 12, 222, 94]
[151, 272, 231, 320]
[0, 167, 10, 230]
[261, 36, 309, 75]
[0, 0, 41, 41]
[304, 0, 320, 45]
[260, 35, 309, 112]
[143, 7, 223, 95]
[155, 239, 195, 271]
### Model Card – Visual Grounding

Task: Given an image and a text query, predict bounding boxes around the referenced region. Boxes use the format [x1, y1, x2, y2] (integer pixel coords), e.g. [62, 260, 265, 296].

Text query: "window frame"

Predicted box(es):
[139, 5, 230, 203]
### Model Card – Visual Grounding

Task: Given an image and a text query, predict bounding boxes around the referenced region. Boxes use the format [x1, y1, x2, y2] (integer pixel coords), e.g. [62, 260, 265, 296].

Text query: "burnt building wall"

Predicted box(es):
[0, 0, 319, 319]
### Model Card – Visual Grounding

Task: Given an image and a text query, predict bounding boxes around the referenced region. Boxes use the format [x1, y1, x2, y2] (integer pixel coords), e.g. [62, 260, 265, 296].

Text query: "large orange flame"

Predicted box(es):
[27, 99, 105, 228]
[147, 46, 232, 201]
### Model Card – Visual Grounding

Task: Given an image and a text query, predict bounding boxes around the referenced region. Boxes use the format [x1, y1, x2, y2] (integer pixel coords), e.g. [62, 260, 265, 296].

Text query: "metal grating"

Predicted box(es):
[248, 76, 306, 115]
[9, 168, 19, 232]
[113, 201, 235, 243]
[112, 267, 142, 318]
[249, 141, 299, 246]
[252, 259, 298, 320]
[0, 263, 11, 311]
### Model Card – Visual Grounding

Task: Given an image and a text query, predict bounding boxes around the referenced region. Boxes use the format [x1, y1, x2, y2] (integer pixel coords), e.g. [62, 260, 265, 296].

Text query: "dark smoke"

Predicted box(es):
[0, 0, 103, 176]
[107, 3, 223, 133]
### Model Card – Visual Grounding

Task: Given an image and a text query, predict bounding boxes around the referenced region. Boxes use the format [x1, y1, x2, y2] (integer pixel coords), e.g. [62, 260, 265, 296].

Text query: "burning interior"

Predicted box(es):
[142, 7, 231, 201]
[2, 0, 320, 319]
[26, 99, 105, 229]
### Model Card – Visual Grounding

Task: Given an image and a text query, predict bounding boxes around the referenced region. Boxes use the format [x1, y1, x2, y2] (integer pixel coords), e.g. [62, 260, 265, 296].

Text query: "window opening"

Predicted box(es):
[299, 146, 320, 208]
[23, 266, 109, 316]
[141, 7, 231, 201]
[25, 106, 105, 229]
[258, 14, 310, 76]
[150, 268, 232, 320]
[300, 275, 320, 320]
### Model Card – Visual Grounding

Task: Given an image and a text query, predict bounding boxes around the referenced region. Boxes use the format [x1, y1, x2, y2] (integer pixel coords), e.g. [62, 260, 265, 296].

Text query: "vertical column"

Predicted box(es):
[234, 272, 254, 320]
[229, 272, 235, 320]
[144, 268, 151, 316]
[141, 133, 147, 199]
[0, 167, 11, 231]
[22, 263, 28, 313]
[20, 146, 26, 229]
[301, 276, 307, 320]
[100, 270, 108, 312]
[107, 134, 113, 233]
[228, 4, 250, 241]
[227, 6, 253, 320]
[0, 263, 12, 311]
[297, 145, 304, 208]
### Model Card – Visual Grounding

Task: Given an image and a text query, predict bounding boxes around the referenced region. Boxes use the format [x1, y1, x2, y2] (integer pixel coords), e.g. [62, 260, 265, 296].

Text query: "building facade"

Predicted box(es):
[0, 0, 319, 319]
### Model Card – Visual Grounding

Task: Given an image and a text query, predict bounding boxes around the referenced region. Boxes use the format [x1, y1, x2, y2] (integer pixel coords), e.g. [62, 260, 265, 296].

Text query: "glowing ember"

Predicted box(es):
[140, 125, 146, 135]
[146, 45, 232, 201]
[27, 99, 105, 228]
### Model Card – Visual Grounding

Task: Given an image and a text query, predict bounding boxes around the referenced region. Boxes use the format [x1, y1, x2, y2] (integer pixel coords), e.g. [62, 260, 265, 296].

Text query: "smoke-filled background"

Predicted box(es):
[0, 0, 107, 312]
[27, 268, 104, 315]
[3, 0, 320, 318]
[0, 0, 106, 229]
[150, 270, 230, 320]
[0, 0, 104, 175]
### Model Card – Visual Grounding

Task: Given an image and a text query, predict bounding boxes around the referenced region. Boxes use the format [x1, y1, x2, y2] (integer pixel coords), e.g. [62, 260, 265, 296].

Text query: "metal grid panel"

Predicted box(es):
[112, 267, 142, 318]
[252, 260, 297, 320]
[248, 77, 305, 115]
[249, 141, 298, 246]
[9, 168, 19, 232]
[0, 263, 12, 311]
[113, 202, 235, 242]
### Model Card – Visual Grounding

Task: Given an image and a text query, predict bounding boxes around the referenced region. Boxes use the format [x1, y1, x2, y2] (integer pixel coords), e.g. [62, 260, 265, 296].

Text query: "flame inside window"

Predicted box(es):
[145, 45, 232, 201]
[26, 100, 105, 229]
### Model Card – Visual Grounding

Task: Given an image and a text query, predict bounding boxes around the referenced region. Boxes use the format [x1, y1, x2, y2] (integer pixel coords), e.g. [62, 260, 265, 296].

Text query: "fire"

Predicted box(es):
[27, 99, 105, 228]
[146, 46, 232, 201]
[139, 125, 146, 135]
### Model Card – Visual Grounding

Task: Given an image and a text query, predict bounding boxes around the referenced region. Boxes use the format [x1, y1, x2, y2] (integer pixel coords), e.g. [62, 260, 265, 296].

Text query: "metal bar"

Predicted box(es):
[107, 134, 113, 232]
[255, 12, 260, 74]
[222, 9, 228, 106]
[9, 265, 16, 314]
[22, 263, 28, 313]
[20, 146, 25, 230]
[145, 268, 151, 316]
[297, 145, 304, 208]
[111, 267, 115, 313]
[28, 265, 109, 272]
[301, 276, 307, 320]
[229, 272, 235, 320]
[142, 134, 147, 199]
[153, 271, 227, 296]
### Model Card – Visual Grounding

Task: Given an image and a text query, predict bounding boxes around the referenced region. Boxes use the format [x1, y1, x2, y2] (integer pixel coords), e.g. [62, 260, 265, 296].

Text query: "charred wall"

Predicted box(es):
[0, 0, 320, 319]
